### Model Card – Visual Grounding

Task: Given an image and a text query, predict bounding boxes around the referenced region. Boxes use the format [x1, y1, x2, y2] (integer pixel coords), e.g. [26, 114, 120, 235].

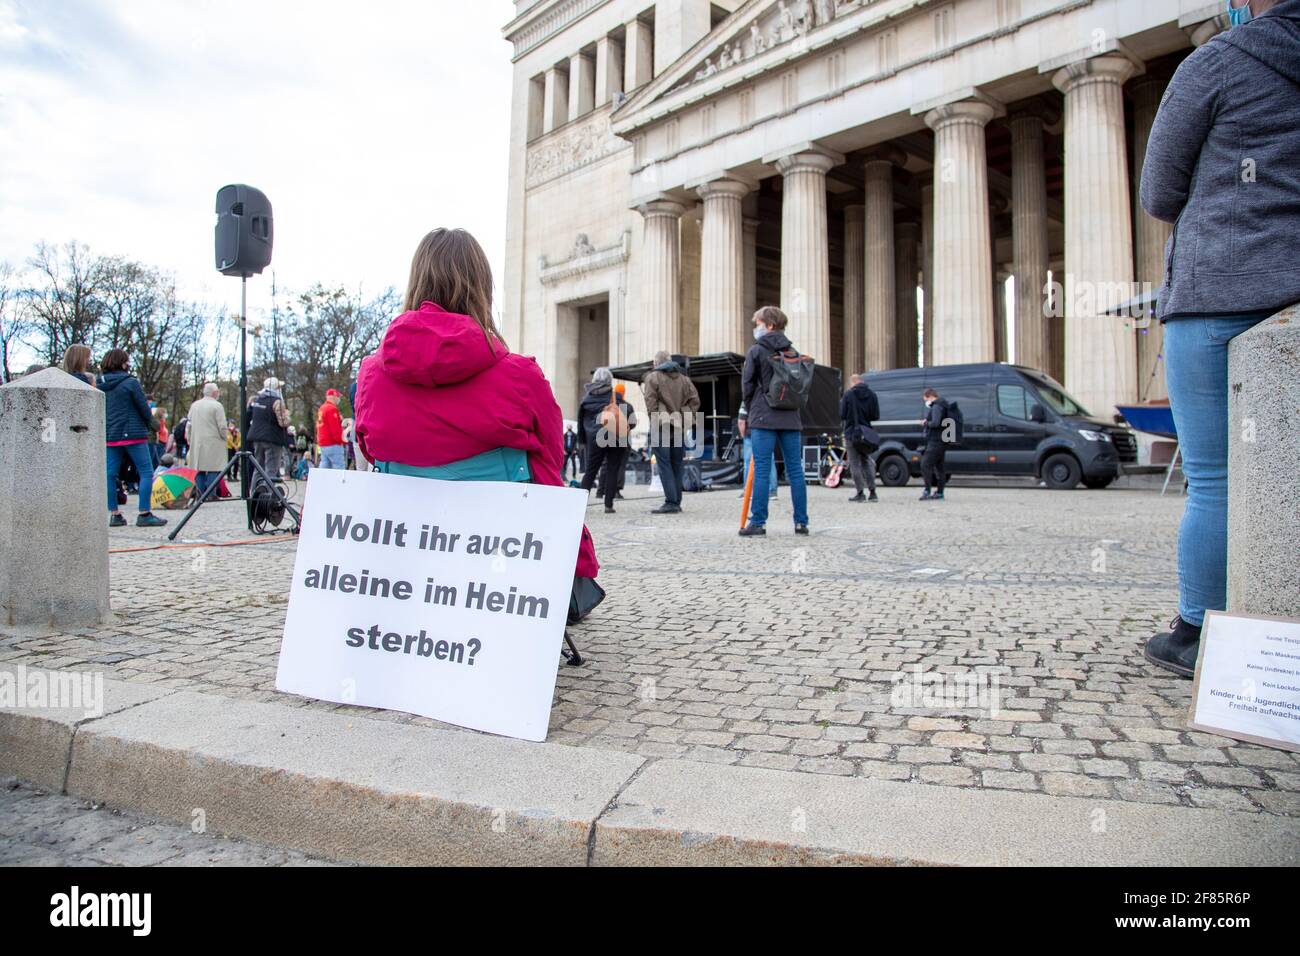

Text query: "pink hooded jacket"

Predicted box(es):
[354, 301, 598, 579]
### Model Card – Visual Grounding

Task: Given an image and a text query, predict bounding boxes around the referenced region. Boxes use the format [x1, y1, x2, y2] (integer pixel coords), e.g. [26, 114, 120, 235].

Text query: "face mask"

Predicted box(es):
[753, 326, 766, 341]
[925, 399, 934, 407]
[1227, 0, 1252, 25]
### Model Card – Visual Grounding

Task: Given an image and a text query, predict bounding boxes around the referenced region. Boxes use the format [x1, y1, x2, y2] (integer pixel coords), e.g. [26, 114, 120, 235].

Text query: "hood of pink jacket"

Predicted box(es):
[376, 302, 504, 387]
[355, 301, 598, 579]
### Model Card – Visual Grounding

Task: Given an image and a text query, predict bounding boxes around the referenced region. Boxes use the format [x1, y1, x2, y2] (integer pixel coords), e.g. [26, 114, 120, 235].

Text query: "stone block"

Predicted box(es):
[0, 368, 109, 627]
[1227, 305, 1300, 616]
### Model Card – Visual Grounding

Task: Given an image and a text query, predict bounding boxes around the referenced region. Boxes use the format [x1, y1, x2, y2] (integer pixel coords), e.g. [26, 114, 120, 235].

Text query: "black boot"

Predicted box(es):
[849, 492, 866, 503]
[1143, 615, 1202, 679]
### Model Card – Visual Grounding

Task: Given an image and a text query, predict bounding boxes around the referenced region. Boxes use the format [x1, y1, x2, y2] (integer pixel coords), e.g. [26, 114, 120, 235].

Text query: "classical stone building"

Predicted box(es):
[502, 0, 1233, 420]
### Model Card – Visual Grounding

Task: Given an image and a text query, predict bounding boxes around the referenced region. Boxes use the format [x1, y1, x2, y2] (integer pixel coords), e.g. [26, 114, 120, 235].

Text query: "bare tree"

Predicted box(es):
[273, 284, 397, 425]
[0, 261, 32, 383]
[25, 241, 109, 364]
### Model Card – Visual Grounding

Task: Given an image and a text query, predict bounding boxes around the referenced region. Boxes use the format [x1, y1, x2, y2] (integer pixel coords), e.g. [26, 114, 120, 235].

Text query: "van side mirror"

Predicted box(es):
[1029, 405, 1046, 423]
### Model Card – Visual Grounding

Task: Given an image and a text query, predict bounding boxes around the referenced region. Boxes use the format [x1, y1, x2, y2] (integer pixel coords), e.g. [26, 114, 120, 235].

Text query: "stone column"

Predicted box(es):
[625, 18, 653, 91]
[842, 205, 865, 376]
[925, 100, 997, 365]
[568, 53, 595, 122]
[542, 66, 568, 134]
[595, 36, 623, 107]
[1227, 306, 1300, 617]
[1054, 56, 1139, 415]
[863, 152, 899, 371]
[921, 183, 934, 366]
[1048, 257, 1066, 381]
[742, 216, 759, 321]
[772, 147, 842, 363]
[895, 221, 921, 367]
[990, 195, 1008, 363]
[697, 178, 751, 354]
[655, 0, 712, 77]
[637, 198, 686, 358]
[1131, 75, 1171, 400]
[1009, 110, 1052, 374]
[679, 212, 702, 356]
[1, 369, 109, 626]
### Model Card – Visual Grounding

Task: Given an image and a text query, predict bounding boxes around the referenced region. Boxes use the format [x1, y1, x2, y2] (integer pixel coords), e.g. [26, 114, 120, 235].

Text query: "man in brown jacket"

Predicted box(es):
[643, 351, 701, 514]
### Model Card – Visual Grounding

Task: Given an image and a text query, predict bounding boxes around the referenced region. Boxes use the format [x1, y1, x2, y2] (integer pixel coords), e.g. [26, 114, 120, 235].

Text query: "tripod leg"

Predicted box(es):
[166, 454, 245, 541]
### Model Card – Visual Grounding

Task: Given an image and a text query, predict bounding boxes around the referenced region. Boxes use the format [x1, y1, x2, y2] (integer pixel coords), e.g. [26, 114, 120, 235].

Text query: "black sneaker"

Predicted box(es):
[1144, 615, 1202, 679]
[738, 522, 766, 537]
[136, 512, 167, 528]
[867, 493, 879, 502]
[848, 493, 866, 503]
[932, 492, 945, 501]
[919, 491, 932, 501]
[109, 513, 127, 528]
[650, 504, 681, 514]
[604, 506, 616, 514]
[794, 524, 809, 535]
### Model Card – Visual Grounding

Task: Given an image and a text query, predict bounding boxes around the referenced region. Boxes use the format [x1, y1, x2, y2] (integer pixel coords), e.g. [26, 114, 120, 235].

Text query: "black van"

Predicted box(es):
[862, 363, 1137, 489]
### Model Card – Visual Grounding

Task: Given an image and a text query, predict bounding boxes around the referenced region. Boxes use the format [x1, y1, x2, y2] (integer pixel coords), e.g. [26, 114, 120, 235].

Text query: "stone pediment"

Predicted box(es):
[612, 0, 862, 134]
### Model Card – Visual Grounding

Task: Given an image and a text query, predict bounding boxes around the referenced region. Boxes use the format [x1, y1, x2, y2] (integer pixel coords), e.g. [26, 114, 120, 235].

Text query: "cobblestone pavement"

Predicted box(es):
[3, 478, 1298, 819]
[0, 779, 337, 865]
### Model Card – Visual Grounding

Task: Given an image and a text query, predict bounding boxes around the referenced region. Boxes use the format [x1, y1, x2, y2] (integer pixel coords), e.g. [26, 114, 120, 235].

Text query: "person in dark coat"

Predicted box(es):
[578, 367, 636, 514]
[98, 349, 166, 527]
[1139, 0, 1300, 678]
[839, 373, 880, 503]
[242, 377, 292, 487]
[739, 306, 808, 536]
[919, 387, 951, 501]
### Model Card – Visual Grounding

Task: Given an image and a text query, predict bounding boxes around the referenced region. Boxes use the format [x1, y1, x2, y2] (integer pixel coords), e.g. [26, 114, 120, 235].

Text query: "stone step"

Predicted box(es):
[3, 664, 1297, 865]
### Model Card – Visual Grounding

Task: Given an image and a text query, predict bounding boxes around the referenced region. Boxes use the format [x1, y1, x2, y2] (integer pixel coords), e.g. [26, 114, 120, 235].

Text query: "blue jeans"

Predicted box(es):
[742, 434, 777, 497]
[749, 428, 808, 527]
[1164, 311, 1272, 626]
[195, 471, 219, 499]
[107, 442, 154, 513]
[319, 444, 346, 469]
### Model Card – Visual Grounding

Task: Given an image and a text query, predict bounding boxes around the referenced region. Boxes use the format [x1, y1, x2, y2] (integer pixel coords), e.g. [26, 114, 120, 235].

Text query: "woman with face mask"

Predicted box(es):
[1138, 0, 1300, 677]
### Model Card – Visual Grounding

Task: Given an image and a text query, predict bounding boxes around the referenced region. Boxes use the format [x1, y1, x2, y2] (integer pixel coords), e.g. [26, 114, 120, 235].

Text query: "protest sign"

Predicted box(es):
[275, 468, 588, 741]
[1188, 610, 1300, 753]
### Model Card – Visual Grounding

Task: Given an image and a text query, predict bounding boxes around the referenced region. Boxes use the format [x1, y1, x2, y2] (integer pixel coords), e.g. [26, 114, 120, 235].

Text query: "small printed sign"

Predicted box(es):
[1187, 610, 1300, 753]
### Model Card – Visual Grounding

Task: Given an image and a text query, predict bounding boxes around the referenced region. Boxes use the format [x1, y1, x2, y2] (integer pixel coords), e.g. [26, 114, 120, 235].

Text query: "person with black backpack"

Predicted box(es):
[840, 374, 880, 503]
[739, 306, 813, 536]
[919, 387, 962, 501]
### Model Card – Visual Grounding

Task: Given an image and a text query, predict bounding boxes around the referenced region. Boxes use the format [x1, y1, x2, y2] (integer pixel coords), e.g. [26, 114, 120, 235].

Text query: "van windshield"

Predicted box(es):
[1028, 377, 1089, 417]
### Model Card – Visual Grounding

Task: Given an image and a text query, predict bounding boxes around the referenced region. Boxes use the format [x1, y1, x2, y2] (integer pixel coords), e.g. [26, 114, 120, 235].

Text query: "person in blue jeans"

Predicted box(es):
[98, 349, 167, 528]
[739, 306, 808, 536]
[1138, 0, 1300, 676]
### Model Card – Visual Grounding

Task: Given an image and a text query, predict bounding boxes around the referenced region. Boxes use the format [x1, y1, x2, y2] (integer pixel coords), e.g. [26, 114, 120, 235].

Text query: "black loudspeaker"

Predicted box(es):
[215, 184, 273, 277]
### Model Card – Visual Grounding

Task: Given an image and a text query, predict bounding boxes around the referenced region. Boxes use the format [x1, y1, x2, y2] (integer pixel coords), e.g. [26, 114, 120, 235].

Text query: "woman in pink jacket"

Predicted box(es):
[354, 227, 599, 582]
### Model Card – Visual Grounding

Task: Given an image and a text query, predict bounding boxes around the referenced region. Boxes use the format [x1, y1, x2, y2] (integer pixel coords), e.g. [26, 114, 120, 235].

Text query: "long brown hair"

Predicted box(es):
[404, 228, 505, 349]
[62, 343, 93, 378]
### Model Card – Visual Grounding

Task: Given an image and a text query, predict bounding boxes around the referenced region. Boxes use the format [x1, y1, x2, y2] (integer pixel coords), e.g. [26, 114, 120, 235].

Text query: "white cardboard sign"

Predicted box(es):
[1188, 610, 1300, 753]
[275, 468, 588, 741]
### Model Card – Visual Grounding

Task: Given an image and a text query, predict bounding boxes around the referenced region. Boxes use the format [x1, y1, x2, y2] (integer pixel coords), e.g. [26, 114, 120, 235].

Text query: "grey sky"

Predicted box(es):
[1, 0, 515, 337]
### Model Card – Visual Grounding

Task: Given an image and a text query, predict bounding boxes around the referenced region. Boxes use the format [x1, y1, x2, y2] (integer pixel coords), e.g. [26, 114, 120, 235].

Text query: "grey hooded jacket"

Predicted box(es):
[1139, 0, 1300, 321]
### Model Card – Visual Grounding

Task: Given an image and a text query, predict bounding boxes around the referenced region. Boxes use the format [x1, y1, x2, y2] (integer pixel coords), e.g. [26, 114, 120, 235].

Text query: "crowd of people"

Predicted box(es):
[58, 343, 371, 525]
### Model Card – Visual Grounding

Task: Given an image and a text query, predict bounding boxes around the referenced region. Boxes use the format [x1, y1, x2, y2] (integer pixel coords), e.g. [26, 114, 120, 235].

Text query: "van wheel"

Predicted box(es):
[878, 454, 910, 487]
[1083, 476, 1115, 489]
[1042, 453, 1082, 490]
